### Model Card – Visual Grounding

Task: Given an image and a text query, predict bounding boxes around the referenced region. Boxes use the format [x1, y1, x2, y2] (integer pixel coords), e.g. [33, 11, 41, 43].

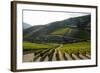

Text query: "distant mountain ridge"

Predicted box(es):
[23, 22, 32, 29]
[23, 15, 91, 43]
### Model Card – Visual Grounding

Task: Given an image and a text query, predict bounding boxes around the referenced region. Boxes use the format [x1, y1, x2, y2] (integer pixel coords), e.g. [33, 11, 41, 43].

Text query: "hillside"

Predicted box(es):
[23, 22, 32, 29]
[23, 15, 91, 43]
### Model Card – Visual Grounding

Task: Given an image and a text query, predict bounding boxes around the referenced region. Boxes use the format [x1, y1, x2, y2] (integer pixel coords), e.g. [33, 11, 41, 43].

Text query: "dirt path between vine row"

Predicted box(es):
[23, 52, 34, 62]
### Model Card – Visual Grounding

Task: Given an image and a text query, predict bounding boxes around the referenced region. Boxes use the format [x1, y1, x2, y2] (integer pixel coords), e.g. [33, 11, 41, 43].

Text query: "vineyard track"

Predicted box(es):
[57, 50, 65, 60]
[86, 54, 91, 59]
[23, 53, 34, 62]
[64, 53, 73, 60]
[52, 49, 57, 61]
[72, 54, 81, 60]
[79, 54, 89, 59]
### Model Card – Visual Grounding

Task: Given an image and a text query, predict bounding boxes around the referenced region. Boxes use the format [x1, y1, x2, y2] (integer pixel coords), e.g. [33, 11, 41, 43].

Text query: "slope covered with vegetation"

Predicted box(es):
[23, 15, 91, 62]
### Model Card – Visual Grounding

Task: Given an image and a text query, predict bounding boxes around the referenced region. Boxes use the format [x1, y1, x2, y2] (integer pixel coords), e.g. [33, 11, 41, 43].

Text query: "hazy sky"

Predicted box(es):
[23, 10, 90, 26]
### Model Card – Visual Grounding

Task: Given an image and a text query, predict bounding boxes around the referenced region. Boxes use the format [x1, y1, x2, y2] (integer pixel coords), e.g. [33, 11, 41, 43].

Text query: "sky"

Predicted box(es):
[23, 10, 90, 26]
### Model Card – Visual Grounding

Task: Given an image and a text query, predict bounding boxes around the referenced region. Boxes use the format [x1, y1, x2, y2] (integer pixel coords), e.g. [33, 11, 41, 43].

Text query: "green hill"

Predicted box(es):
[23, 15, 91, 43]
[50, 27, 71, 36]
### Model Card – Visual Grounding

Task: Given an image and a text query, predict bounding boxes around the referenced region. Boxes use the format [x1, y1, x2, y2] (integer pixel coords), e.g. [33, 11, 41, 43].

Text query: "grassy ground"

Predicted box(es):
[50, 28, 72, 35]
[23, 41, 90, 55]
[23, 42, 59, 51]
[60, 41, 91, 55]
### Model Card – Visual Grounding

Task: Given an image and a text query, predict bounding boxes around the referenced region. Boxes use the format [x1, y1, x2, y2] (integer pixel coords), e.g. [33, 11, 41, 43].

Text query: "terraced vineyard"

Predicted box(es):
[23, 41, 91, 62]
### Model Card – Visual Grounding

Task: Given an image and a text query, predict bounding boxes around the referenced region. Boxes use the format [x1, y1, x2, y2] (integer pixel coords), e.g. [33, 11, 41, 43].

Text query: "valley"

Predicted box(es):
[23, 15, 91, 62]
